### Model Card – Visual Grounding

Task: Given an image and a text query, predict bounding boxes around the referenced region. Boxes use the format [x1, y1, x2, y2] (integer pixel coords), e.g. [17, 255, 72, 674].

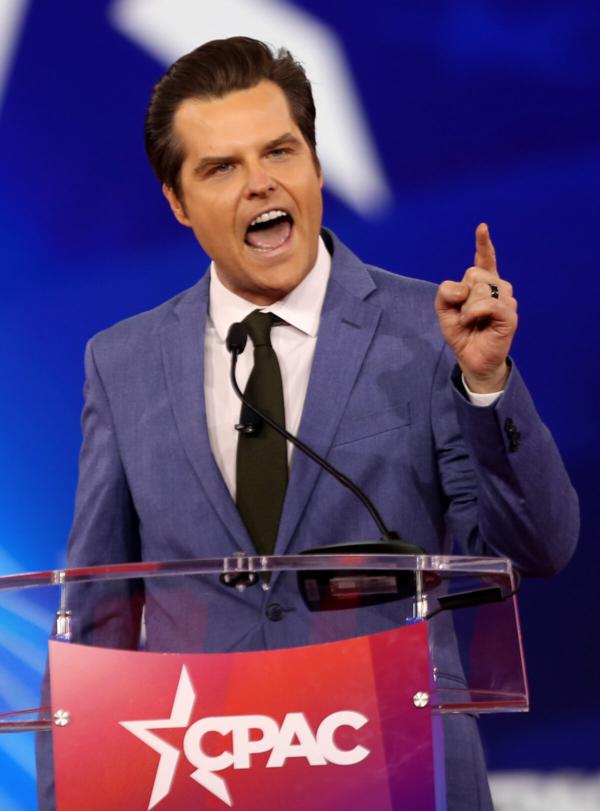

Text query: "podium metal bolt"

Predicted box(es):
[413, 692, 430, 708]
[53, 710, 71, 727]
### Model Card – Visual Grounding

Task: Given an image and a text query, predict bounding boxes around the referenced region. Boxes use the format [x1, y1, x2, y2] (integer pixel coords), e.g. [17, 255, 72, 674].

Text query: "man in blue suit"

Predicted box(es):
[43, 37, 578, 811]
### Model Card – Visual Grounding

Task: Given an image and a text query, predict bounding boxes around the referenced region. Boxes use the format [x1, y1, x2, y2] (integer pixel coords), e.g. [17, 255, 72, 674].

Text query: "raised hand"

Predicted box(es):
[434, 223, 518, 393]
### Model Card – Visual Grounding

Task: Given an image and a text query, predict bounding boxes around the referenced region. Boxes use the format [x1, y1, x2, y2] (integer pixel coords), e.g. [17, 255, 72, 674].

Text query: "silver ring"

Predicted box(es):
[489, 283, 499, 299]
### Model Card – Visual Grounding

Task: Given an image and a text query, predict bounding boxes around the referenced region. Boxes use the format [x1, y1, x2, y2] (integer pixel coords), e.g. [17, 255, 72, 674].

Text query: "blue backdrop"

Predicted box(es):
[1, 1, 598, 807]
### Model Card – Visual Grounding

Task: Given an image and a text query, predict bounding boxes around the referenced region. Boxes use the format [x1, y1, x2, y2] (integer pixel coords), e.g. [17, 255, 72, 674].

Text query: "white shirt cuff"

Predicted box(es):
[462, 374, 503, 407]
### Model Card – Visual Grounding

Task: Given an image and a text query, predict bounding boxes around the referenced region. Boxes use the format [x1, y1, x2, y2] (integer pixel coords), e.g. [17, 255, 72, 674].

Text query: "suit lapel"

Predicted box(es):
[276, 237, 382, 554]
[159, 276, 255, 554]
[157, 235, 382, 559]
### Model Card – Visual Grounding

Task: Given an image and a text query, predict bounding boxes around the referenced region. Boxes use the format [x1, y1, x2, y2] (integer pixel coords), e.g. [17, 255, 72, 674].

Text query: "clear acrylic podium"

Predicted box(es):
[0, 553, 527, 810]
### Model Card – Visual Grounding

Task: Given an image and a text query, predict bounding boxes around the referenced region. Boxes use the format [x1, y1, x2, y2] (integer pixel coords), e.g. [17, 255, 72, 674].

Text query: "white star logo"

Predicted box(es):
[121, 666, 202, 809]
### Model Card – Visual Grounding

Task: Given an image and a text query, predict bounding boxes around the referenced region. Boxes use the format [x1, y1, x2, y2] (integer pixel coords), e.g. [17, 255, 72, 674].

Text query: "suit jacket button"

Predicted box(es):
[504, 418, 521, 452]
[266, 603, 284, 622]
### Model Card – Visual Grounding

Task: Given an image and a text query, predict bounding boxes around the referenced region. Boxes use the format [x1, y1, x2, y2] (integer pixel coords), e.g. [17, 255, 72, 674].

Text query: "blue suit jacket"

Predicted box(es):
[39, 231, 579, 810]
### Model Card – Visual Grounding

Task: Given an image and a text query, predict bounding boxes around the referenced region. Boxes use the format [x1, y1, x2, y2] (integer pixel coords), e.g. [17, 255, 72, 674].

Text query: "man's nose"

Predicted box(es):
[245, 163, 276, 197]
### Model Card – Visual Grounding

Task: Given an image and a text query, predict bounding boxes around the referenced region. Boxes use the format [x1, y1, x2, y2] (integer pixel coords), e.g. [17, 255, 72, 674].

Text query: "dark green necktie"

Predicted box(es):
[236, 310, 288, 555]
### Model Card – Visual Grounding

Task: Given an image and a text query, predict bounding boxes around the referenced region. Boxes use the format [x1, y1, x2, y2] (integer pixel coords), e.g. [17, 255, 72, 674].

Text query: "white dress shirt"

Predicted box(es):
[204, 236, 502, 499]
[204, 236, 331, 498]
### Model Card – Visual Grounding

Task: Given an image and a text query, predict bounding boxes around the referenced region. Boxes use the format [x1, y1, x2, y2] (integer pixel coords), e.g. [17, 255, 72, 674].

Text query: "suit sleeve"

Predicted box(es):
[36, 340, 144, 811]
[64, 338, 144, 646]
[432, 346, 579, 575]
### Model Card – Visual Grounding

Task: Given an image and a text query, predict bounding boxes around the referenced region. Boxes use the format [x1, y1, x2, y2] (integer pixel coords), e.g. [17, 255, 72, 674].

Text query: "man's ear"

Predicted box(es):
[314, 156, 324, 189]
[162, 184, 191, 227]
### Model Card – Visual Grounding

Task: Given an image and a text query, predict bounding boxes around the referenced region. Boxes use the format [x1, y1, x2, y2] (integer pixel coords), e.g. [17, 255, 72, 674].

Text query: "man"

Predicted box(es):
[40, 37, 578, 810]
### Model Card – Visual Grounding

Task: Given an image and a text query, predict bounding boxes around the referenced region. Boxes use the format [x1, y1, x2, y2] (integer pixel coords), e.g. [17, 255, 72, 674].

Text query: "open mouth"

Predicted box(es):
[244, 209, 293, 252]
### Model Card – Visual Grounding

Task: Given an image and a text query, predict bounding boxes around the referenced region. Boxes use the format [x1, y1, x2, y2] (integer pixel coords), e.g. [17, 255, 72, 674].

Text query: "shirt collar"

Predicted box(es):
[208, 236, 331, 341]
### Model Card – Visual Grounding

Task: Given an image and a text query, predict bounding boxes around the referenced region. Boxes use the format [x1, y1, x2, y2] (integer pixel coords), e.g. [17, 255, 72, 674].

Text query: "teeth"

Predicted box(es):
[249, 209, 287, 227]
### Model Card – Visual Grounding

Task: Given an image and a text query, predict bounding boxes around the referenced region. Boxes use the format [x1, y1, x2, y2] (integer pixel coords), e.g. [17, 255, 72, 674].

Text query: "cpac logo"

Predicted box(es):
[121, 666, 370, 809]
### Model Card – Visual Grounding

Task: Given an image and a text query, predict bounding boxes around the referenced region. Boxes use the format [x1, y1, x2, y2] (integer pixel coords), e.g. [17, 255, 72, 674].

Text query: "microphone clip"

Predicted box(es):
[235, 404, 262, 435]
[235, 421, 261, 435]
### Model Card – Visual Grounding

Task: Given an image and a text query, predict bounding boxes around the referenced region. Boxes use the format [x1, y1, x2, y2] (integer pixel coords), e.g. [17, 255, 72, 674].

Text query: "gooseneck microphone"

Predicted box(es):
[227, 323, 262, 435]
[226, 321, 407, 544]
[226, 322, 519, 616]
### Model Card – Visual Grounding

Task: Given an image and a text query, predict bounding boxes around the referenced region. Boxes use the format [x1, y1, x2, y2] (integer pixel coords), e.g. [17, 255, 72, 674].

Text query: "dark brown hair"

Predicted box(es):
[144, 36, 318, 200]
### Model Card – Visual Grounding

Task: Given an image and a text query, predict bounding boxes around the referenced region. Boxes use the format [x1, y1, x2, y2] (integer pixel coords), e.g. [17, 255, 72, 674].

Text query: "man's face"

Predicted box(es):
[164, 80, 324, 305]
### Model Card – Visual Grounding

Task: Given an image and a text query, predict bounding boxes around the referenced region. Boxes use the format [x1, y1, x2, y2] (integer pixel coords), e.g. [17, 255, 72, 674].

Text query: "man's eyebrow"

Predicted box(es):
[193, 154, 236, 175]
[264, 133, 302, 150]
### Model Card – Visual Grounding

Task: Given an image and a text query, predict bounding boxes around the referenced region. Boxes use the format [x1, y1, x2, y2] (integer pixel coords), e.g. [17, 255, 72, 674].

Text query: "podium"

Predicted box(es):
[0, 553, 527, 810]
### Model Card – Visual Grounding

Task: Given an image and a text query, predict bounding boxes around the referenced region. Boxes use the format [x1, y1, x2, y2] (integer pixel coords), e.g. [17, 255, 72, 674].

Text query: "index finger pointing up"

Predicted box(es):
[474, 222, 498, 275]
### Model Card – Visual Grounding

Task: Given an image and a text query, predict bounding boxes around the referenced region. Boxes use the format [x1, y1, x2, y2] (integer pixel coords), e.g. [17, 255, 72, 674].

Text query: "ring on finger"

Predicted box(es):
[489, 283, 499, 299]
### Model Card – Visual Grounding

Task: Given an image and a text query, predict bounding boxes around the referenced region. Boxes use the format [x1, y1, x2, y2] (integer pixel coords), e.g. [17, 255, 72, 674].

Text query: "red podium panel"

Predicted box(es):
[0, 553, 527, 809]
[49, 623, 438, 811]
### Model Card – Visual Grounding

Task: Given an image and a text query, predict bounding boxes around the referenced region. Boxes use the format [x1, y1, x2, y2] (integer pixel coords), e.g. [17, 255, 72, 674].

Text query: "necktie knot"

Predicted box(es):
[243, 310, 282, 348]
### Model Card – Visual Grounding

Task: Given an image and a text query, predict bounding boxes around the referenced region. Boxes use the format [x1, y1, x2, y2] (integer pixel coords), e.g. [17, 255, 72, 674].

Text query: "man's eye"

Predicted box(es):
[269, 148, 289, 158]
[212, 163, 233, 175]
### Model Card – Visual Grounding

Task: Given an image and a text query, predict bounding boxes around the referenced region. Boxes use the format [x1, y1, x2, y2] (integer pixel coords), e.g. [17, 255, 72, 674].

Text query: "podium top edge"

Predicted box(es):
[0, 554, 513, 593]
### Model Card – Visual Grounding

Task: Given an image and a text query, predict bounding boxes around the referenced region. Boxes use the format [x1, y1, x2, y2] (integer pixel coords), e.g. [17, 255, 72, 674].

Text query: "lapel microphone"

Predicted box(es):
[225, 322, 249, 355]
